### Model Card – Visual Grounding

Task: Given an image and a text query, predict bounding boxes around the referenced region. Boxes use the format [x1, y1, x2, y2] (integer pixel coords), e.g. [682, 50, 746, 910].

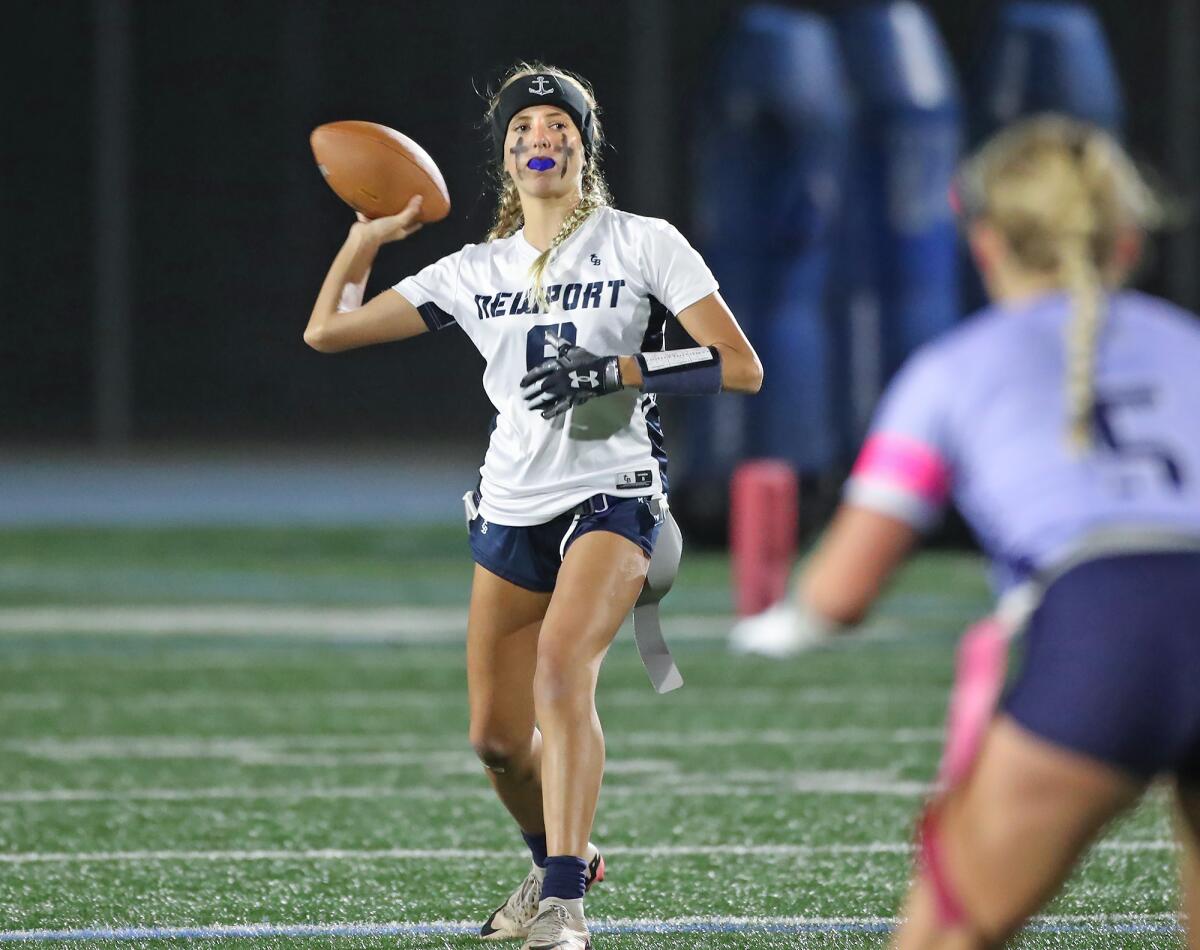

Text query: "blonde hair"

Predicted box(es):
[484, 62, 612, 310]
[961, 115, 1160, 452]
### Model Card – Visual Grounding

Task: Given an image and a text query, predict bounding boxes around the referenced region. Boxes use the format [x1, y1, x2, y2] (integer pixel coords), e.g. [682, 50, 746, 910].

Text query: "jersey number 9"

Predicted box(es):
[525, 322, 579, 372]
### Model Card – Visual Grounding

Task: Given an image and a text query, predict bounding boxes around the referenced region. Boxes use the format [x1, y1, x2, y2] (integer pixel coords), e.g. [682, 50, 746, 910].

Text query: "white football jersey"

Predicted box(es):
[393, 207, 719, 525]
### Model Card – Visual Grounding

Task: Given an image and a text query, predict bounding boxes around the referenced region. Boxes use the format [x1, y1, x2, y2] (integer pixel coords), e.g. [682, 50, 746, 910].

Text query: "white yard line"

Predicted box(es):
[618, 727, 945, 746]
[0, 606, 472, 637]
[0, 606, 731, 640]
[0, 604, 941, 643]
[5, 740, 479, 766]
[0, 686, 947, 714]
[0, 913, 1180, 943]
[2, 727, 943, 761]
[4, 765, 1180, 805]
[0, 785, 459, 803]
[0, 840, 1177, 865]
[0, 774, 929, 804]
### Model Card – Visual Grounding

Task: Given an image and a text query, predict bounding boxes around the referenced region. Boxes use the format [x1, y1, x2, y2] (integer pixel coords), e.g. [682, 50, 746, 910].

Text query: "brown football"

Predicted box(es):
[310, 120, 450, 221]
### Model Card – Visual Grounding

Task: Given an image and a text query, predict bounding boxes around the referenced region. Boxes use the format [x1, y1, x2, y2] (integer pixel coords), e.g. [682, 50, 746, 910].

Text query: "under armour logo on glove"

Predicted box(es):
[569, 370, 601, 390]
[520, 331, 623, 419]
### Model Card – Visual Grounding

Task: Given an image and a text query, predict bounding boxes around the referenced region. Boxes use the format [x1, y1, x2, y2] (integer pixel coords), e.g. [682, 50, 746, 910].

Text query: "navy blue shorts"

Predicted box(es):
[468, 493, 663, 593]
[1001, 551, 1200, 780]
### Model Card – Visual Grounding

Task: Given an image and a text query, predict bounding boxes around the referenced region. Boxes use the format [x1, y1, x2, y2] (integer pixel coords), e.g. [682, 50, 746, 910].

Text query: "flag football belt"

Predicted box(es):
[462, 490, 683, 694]
[555, 493, 684, 694]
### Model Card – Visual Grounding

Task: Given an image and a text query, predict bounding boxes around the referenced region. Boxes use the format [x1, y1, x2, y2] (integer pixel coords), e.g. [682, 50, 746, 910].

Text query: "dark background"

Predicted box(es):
[1, 0, 1190, 449]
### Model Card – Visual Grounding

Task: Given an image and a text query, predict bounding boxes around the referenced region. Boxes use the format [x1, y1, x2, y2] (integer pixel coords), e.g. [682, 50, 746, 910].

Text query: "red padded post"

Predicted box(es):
[730, 460, 799, 616]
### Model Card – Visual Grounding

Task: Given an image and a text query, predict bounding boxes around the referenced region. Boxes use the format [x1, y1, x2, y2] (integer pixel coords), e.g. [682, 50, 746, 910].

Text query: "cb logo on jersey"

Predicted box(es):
[569, 370, 600, 389]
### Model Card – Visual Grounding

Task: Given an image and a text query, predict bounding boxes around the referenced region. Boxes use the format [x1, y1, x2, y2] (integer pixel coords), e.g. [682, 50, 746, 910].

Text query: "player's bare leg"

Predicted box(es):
[514, 529, 646, 948]
[468, 559, 609, 943]
[535, 530, 648, 859]
[466, 564, 551, 833]
[893, 716, 1143, 950]
[1175, 780, 1200, 950]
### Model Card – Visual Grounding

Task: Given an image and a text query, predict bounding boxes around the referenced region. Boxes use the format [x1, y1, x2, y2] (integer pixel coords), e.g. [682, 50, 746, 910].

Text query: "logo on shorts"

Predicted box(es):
[616, 470, 653, 489]
[569, 370, 600, 389]
[529, 76, 555, 96]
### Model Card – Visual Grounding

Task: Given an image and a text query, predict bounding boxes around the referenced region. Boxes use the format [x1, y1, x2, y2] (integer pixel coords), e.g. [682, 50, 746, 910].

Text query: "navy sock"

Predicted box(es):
[522, 831, 548, 869]
[541, 855, 588, 900]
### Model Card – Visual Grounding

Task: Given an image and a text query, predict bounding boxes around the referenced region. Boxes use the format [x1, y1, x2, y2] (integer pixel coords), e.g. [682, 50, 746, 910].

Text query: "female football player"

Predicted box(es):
[732, 115, 1200, 949]
[305, 63, 761, 950]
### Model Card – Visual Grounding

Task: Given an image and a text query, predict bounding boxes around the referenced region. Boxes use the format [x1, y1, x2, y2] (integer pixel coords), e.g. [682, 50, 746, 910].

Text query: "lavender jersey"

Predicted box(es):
[845, 291, 1200, 591]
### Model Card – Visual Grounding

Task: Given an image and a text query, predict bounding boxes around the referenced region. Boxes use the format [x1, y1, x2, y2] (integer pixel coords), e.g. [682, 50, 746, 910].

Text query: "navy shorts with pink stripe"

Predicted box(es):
[1001, 551, 1200, 780]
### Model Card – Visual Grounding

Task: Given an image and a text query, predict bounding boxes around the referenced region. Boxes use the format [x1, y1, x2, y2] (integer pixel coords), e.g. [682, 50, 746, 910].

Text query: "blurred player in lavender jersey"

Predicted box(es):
[732, 115, 1200, 948]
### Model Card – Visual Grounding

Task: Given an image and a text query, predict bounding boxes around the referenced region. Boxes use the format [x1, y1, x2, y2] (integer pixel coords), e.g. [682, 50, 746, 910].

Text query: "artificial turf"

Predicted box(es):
[0, 527, 1183, 947]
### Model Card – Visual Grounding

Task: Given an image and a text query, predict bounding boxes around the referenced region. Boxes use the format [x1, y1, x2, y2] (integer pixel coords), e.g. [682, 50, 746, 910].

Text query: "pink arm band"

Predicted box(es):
[851, 434, 950, 505]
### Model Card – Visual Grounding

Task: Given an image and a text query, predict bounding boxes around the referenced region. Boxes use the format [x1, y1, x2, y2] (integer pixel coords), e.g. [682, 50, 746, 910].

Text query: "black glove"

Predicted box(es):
[520, 332, 623, 419]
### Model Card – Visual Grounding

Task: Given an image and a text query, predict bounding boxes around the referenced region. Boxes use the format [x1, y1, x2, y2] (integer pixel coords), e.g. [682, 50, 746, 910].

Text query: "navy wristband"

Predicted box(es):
[634, 346, 723, 395]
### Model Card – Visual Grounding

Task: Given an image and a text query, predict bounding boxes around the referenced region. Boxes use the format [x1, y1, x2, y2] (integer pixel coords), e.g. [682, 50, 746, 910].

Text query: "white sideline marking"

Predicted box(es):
[5, 741, 479, 768]
[619, 726, 944, 746]
[0, 913, 1180, 943]
[0, 606, 730, 640]
[0, 840, 1176, 865]
[3, 728, 944, 762]
[0, 774, 929, 804]
[5, 742, 657, 777]
[0, 606, 471, 638]
[0, 686, 948, 714]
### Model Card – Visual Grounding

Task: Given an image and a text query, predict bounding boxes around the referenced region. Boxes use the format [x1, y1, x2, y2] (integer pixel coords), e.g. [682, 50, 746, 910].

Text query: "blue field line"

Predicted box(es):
[0, 916, 1182, 942]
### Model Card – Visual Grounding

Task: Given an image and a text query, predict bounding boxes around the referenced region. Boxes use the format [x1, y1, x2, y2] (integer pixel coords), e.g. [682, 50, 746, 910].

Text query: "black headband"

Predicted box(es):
[490, 73, 596, 161]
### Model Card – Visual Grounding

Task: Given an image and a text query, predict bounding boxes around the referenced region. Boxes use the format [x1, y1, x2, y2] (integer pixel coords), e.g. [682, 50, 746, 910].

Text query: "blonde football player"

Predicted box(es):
[305, 63, 762, 950]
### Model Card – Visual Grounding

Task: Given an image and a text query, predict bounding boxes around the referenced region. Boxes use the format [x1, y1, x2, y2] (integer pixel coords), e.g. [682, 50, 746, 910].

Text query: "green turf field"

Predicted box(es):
[0, 527, 1184, 947]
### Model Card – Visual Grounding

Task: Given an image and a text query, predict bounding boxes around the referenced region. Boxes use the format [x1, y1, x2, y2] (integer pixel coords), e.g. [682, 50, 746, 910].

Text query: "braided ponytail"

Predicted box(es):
[1061, 241, 1103, 452]
[962, 115, 1160, 453]
[487, 179, 524, 241]
[527, 163, 612, 311]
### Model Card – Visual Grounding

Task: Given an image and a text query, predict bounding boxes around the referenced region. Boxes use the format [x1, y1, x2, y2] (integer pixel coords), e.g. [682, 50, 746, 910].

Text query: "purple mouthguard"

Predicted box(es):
[528, 157, 556, 171]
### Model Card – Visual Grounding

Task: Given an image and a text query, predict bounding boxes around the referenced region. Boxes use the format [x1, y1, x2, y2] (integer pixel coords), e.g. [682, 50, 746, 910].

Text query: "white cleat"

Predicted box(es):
[521, 898, 592, 950]
[479, 843, 604, 941]
[729, 601, 833, 658]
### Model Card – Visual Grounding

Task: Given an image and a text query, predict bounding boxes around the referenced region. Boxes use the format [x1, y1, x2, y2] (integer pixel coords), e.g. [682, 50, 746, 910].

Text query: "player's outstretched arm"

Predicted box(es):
[305, 196, 428, 353]
[801, 505, 917, 626]
[666, 292, 763, 394]
[731, 505, 917, 658]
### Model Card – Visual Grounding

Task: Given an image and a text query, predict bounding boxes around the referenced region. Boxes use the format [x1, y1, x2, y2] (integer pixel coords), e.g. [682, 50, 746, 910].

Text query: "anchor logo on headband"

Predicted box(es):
[528, 76, 555, 96]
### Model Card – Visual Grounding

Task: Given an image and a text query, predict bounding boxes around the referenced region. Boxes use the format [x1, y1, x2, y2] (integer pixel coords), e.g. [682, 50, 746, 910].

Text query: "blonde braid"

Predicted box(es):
[528, 169, 610, 311]
[1062, 133, 1118, 454]
[487, 179, 524, 241]
[965, 115, 1161, 454]
[1062, 242, 1103, 452]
